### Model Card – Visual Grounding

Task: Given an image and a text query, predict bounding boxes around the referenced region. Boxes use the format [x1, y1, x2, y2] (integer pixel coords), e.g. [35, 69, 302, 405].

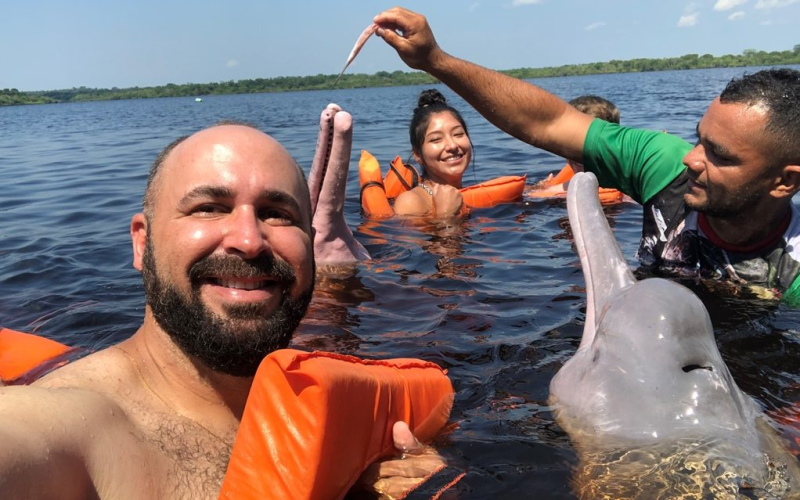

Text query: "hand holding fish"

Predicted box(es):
[333, 23, 378, 88]
[373, 7, 444, 71]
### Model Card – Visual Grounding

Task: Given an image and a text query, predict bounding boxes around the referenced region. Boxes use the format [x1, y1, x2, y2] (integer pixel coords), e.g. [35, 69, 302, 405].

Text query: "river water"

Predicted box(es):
[2, 66, 800, 498]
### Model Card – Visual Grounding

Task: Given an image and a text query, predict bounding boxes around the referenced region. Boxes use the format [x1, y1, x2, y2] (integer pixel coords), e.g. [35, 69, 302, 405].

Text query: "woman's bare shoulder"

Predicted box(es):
[393, 187, 432, 216]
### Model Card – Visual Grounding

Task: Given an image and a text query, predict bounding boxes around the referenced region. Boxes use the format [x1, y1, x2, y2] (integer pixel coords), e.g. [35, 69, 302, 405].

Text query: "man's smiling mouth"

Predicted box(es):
[211, 278, 272, 290]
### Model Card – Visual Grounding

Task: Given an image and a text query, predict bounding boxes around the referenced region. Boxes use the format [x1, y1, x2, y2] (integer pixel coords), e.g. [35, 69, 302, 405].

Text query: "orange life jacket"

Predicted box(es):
[220, 349, 455, 500]
[528, 164, 624, 205]
[1, 327, 456, 498]
[359, 150, 526, 218]
[0, 327, 72, 383]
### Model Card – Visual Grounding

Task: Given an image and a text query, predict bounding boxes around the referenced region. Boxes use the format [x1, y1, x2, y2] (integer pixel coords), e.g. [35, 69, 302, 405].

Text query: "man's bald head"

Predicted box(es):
[142, 122, 309, 221]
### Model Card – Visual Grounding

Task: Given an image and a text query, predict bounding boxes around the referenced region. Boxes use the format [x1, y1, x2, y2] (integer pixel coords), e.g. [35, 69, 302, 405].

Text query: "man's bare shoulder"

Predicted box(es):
[34, 343, 132, 394]
[1, 346, 138, 455]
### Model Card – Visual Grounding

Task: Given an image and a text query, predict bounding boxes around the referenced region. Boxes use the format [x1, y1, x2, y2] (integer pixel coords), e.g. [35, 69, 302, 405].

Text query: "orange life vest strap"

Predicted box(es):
[0, 327, 72, 382]
[359, 150, 395, 218]
[219, 349, 454, 500]
[385, 156, 420, 199]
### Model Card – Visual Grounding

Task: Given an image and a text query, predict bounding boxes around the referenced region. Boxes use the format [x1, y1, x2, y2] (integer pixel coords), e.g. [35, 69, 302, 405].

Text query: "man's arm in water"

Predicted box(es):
[374, 7, 593, 164]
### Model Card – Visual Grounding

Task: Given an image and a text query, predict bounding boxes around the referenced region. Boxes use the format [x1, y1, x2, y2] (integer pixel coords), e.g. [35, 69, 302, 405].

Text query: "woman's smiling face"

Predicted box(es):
[415, 111, 472, 188]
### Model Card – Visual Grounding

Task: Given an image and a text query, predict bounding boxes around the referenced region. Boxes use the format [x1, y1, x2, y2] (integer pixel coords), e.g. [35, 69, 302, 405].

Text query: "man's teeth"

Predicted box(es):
[213, 279, 268, 290]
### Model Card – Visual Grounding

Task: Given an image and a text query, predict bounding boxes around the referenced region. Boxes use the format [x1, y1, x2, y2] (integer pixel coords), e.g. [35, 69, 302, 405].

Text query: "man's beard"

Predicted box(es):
[141, 240, 314, 377]
[685, 183, 765, 218]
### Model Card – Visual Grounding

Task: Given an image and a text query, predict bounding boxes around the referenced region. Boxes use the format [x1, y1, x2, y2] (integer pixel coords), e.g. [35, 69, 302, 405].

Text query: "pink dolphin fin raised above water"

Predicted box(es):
[332, 23, 378, 89]
[549, 172, 800, 498]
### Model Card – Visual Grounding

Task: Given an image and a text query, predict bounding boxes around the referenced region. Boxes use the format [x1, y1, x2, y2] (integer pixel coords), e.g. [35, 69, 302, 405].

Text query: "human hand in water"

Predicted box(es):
[356, 421, 447, 499]
[373, 7, 444, 71]
[431, 184, 463, 218]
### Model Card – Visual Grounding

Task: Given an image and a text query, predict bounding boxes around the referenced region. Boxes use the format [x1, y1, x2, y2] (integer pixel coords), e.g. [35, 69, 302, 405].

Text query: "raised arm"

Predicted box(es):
[374, 7, 592, 162]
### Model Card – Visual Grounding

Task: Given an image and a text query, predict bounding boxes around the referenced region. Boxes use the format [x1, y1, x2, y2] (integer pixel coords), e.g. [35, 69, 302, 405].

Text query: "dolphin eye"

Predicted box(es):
[682, 364, 712, 373]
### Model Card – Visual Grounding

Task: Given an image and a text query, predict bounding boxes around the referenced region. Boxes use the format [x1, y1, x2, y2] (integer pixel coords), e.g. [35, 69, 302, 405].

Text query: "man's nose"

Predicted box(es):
[222, 208, 269, 259]
[683, 145, 705, 174]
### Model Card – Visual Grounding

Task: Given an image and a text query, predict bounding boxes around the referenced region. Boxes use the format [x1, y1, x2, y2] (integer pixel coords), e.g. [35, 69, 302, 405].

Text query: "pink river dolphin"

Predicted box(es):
[550, 172, 800, 499]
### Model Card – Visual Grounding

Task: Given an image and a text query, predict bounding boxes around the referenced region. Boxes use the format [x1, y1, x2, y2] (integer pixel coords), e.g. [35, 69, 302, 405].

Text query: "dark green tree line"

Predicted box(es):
[3, 46, 799, 107]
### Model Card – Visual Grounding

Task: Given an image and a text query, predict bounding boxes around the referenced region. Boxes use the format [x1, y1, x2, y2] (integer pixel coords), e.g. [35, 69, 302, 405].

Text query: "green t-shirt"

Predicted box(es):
[582, 119, 692, 204]
[580, 118, 800, 305]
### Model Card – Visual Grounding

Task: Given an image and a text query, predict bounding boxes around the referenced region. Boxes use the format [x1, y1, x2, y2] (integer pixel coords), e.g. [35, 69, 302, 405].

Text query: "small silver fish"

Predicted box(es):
[332, 23, 378, 89]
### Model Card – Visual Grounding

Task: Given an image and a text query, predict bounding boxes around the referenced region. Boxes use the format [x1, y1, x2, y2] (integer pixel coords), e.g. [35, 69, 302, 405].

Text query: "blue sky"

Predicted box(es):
[2, 0, 798, 91]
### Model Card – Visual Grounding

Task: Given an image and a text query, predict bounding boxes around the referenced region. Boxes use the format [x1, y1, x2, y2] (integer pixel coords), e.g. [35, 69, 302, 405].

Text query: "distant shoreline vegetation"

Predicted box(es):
[2, 46, 799, 107]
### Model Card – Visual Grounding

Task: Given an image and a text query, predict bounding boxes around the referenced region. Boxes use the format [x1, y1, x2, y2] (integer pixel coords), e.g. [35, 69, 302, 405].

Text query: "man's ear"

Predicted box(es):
[131, 213, 148, 271]
[772, 164, 800, 199]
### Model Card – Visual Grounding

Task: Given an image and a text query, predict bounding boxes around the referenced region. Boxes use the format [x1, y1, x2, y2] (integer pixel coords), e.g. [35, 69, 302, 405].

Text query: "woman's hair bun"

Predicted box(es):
[417, 89, 447, 110]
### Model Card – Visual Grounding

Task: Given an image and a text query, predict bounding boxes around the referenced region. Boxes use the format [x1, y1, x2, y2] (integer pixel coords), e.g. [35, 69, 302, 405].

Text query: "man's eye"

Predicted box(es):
[260, 208, 293, 222]
[711, 152, 732, 165]
[193, 204, 225, 215]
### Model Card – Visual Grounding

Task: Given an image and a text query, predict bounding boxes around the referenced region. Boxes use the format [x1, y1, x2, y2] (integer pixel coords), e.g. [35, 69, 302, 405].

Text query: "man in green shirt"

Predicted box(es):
[373, 7, 800, 304]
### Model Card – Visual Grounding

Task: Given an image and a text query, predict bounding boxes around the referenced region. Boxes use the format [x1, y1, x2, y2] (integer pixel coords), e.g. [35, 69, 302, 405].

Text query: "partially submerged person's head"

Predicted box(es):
[683, 68, 800, 216]
[132, 122, 315, 377]
[409, 89, 472, 188]
[567, 95, 621, 171]
[569, 95, 620, 124]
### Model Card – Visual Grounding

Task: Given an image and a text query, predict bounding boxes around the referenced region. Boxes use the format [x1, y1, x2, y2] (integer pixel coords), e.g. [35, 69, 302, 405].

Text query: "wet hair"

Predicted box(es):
[569, 95, 620, 124]
[409, 89, 470, 160]
[142, 120, 307, 219]
[720, 68, 800, 165]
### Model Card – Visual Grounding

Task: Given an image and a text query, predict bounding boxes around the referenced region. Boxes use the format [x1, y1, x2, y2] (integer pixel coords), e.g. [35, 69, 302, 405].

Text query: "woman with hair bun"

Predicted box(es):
[393, 89, 471, 217]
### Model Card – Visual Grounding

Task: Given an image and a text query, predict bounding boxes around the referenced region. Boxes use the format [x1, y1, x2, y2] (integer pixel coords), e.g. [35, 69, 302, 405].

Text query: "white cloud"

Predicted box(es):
[678, 12, 699, 26]
[511, 0, 542, 6]
[714, 0, 747, 10]
[678, 3, 700, 26]
[755, 0, 799, 7]
[728, 10, 746, 19]
[226, 60, 239, 68]
[469, 2, 480, 12]
[585, 21, 607, 31]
